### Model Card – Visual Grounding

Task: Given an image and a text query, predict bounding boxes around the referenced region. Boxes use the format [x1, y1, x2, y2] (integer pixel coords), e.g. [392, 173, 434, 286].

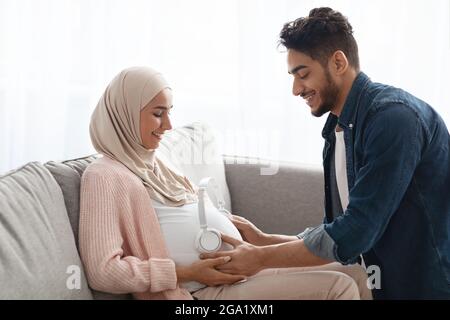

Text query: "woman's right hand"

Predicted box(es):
[176, 256, 246, 286]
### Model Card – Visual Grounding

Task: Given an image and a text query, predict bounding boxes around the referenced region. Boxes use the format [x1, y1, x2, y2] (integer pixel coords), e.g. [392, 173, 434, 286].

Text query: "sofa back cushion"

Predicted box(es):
[45, 155, 98, 249]
[157, 122, 231, 211]
[224, 156, 325, 234]
[0, 162, 92, 299]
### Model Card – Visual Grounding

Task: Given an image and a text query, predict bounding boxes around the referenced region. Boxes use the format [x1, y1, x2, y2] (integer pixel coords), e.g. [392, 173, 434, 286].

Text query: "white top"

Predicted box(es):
[335, 129, 367, 268]
[152, 196, 242, 292]
[335, 130, 349, 212]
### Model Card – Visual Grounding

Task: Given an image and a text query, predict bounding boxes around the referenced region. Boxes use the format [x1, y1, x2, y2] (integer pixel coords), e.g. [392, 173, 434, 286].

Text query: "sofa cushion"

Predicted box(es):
[157, 122, 232, 211]
[0, 162, 93, 299]
[45, 155, 98, 249]
[224, 156, 325, 234]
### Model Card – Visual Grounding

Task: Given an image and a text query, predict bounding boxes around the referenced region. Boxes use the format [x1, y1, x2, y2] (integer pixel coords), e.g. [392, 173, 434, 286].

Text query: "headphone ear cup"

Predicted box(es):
[196, 228, 222, 253]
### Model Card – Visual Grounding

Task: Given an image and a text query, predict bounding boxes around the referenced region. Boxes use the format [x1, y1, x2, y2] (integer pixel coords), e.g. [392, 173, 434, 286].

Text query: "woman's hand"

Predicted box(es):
[176, 256, 246, 287]
[229, 214, 271, 246]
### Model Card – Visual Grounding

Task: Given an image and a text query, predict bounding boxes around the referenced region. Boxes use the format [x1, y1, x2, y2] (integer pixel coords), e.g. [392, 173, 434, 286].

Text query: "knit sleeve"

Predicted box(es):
[78, 168, 178, 294]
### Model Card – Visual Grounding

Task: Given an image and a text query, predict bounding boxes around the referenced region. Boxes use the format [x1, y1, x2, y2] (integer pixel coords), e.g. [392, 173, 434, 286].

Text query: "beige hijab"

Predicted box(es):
[89, 66, 197, 206]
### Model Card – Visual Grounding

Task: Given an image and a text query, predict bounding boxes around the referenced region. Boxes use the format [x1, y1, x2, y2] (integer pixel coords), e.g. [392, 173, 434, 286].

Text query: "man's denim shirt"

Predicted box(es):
[301, 72, 450, 299]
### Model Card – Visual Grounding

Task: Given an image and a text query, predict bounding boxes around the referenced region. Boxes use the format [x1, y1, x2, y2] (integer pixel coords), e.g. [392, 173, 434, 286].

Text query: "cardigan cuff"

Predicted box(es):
[149, 258, 178, 292]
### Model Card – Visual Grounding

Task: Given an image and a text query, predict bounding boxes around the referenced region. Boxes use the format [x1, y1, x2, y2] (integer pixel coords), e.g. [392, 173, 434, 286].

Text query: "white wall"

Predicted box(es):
[1, 0, 449, 172]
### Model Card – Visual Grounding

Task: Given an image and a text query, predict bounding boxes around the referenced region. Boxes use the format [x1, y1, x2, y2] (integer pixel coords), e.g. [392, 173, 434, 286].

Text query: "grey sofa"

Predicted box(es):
[0, 123, 324, 299]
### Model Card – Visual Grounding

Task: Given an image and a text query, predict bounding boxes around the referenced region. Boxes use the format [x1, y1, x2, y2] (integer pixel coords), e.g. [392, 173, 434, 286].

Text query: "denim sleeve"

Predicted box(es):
[296, 216, 328, 239]
[324, 104, 424, 264]
[301, 225, 339, 262]
[296, 227, 314, 239]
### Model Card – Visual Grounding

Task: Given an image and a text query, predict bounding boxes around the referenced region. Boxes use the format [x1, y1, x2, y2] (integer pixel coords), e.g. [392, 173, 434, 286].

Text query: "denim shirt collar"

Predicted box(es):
[322, 72, 370, 139]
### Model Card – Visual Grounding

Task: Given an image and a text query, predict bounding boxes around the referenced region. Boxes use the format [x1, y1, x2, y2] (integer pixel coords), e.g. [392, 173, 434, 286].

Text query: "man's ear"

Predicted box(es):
[331, 50, 349, 75]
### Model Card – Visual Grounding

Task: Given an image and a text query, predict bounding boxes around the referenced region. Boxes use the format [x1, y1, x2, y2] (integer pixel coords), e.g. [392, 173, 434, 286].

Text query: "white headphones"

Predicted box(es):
[195, 177, 232, 253]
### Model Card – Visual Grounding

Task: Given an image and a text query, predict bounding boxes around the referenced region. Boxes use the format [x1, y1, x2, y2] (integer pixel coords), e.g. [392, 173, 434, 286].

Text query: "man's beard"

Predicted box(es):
[311, 69, 339, 117]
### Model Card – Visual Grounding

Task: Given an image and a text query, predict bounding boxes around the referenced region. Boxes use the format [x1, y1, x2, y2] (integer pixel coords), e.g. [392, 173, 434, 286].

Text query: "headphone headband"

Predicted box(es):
[198, 177, 213, 229]
[196, 177, 225, 253]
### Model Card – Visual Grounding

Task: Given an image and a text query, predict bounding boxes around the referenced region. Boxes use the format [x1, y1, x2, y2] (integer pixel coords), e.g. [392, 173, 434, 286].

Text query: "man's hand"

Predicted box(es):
[176, 256, 246, 287]
[198, 234, 333, 277]
[229, 215, 270, 246]
[199, 233, 265, 277]
[230, 214, 299, 245]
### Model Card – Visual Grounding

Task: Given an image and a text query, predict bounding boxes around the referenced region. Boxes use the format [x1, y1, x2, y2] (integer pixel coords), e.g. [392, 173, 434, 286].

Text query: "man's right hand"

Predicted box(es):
[176, 256, 246, 287]
[228, 215, 271, 246]
[230, 214, 300, 245]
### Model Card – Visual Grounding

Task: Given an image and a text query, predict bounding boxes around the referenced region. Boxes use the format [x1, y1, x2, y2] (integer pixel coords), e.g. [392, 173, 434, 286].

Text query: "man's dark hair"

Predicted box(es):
[279, 7, 360, 71]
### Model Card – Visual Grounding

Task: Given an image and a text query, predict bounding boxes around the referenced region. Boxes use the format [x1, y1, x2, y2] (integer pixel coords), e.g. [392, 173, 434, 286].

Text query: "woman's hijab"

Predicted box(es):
[89, 66, 197, 206]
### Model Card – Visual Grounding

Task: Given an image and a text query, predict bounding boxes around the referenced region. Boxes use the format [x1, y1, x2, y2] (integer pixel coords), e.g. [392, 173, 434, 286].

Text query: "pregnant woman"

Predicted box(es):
[79, 66, 370, 300]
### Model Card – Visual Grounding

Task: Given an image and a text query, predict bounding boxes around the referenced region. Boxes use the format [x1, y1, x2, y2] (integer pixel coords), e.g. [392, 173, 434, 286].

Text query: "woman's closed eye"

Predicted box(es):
[153, 108, 172, 118]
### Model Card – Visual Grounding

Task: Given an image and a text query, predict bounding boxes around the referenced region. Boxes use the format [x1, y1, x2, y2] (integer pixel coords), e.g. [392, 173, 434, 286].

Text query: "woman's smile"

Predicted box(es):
[152, 131, 163, 140]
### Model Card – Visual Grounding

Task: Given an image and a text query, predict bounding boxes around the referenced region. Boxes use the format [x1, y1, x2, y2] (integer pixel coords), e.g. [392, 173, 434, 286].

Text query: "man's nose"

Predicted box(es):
[292, 79, 304, 96]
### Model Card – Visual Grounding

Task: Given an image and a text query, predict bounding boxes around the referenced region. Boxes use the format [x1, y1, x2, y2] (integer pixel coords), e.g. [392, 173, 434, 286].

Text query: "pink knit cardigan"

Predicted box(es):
[79, 156, 192, 300]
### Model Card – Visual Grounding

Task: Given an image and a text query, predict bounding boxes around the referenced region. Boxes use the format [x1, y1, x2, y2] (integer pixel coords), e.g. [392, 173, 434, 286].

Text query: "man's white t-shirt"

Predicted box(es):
[335, 128, 367, 268]
[335, 130, 349, 212]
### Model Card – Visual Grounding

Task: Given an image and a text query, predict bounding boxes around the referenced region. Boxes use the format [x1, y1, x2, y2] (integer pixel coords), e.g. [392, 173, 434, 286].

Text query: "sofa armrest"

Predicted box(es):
[223, 156, 324, 235]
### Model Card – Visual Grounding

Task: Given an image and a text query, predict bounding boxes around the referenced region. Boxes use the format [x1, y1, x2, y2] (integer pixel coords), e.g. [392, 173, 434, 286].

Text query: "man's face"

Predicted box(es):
[287, 49, 339, 117]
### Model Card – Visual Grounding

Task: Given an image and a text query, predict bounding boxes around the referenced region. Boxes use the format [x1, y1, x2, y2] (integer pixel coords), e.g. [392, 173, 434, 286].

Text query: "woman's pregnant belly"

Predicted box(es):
[152, 198, 243, 292]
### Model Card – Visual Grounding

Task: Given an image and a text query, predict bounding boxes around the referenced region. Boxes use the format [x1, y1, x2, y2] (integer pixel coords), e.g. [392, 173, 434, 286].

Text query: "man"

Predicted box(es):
[201, 7, 450, 299]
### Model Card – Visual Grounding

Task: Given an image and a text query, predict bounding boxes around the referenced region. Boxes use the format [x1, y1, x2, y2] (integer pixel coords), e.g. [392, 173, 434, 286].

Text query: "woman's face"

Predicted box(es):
[140, 88, 173, 150]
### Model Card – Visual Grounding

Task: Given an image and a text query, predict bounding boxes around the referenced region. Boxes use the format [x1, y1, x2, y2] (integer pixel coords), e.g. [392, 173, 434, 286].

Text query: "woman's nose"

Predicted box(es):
[162, 115, 172, 131]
